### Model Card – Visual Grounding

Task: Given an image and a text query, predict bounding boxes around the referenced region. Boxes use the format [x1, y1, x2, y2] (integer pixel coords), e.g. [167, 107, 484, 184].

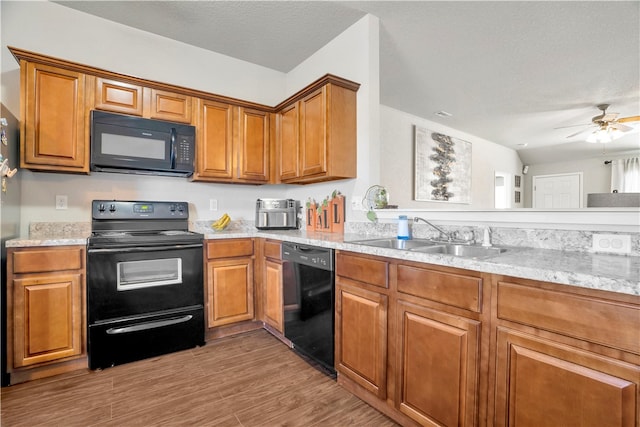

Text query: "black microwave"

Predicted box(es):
[90, 110, 195, 177]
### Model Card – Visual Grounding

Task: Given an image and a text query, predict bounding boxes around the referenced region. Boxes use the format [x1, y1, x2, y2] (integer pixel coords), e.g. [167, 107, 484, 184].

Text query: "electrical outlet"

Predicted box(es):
[592, 233, 631, 255]
[351, 196, 363, 211]
[209, 199, 218, 211]
[55, 195, 68, 210]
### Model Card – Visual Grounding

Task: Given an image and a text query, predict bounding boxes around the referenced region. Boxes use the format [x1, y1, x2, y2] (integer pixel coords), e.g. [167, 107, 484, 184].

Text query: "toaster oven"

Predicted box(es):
[255, 199, 300, 230]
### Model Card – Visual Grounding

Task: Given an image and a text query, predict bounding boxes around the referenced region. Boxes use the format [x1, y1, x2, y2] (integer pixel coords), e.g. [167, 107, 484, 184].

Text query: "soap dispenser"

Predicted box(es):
[397, 215, 410, 240]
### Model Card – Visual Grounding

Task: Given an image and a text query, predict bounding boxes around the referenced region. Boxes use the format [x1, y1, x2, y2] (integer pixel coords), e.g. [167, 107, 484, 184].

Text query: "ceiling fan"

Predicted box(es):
[565, 104, 640, 143]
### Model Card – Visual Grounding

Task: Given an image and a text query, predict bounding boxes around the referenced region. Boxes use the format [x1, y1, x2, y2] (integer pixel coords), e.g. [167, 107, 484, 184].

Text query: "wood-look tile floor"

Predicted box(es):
[1, 330, 399, 427]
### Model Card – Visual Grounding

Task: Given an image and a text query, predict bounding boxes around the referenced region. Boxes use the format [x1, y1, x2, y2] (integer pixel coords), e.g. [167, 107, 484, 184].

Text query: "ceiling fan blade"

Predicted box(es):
[618, 115, 640, 123]
[554, 123, 590, 130]
[601, 113, 619, 121]
[566, 126, 595, 139]
[610, 123, 634, 132]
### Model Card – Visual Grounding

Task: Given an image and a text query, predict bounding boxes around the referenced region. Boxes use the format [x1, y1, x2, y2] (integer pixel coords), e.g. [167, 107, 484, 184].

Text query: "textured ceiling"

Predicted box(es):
[55, 1, 640, 165]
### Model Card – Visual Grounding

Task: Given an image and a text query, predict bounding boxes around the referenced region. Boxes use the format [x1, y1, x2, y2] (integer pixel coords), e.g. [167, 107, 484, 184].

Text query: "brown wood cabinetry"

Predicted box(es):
[19, 61, 89, 173]
[261, 240, 284, 333]
[193, 99, 270, 183]
[7, 246, 87, 384]
[205, 239, 255, 330]
[396, 300, 480, 426]
[94, 78, 192, 123]
[11, 48, 358, 182]
[335, 252, 389, 399]
[276, 77, 359, 184]
[335, 251, 490, 427]
[491, 278, 640, 427]
[336, 282, 388, 399]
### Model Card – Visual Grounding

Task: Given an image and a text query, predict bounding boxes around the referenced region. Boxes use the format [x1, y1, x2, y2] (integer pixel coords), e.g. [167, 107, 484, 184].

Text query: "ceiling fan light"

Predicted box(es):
[585, 127, 625, 143]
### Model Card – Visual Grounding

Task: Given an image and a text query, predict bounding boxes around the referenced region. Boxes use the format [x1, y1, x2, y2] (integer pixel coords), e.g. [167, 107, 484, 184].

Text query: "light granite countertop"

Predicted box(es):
[7, 225, 639, 297]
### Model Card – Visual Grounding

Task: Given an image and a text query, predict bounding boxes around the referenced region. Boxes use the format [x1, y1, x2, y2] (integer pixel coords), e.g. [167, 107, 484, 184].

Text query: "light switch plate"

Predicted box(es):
[592, 233, 631, 254]
[209, 199, 218, 211]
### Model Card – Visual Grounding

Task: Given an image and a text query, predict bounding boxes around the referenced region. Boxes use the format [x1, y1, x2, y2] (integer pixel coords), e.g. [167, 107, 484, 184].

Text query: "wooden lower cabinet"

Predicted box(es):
[336, 282, 388, 399]
[396, 300, 480, 427]
[494, 328, 639, 427]
[7, 246, 87, 384]
[491, 277, 640, 427]
[263, 256, 284, 333]
[205, 239, 255, 330]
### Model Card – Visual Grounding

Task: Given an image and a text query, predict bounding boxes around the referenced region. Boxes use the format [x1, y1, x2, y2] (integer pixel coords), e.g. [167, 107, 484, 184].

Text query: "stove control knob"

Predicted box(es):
[98, 203, 106, 213]
[169, 204, 176, 212]
[109, 204, 116, 213]
[177, 204, 185, 213]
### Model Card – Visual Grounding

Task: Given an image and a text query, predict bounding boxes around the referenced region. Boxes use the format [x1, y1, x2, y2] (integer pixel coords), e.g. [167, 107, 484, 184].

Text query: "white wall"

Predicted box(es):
[523, 153, 640, 208]
[283, 14, 380, 224]
[380, 105, 523, 209]
[1, 2, 377, 235]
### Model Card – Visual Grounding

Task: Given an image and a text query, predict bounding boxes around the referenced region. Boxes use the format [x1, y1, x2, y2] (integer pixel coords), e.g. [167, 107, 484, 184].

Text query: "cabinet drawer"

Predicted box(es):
[397, 265, 482, 312]
[207, 239, 254, 259]
[263, 240, 281, 260]
[336, 252, 388, 289]
[12, 247, 84, 274]
[497, 280, 640, 354]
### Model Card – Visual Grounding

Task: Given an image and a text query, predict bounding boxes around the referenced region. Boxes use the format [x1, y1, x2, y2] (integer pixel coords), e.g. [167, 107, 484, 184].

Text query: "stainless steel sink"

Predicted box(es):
[412, 244, 507, 258]
[347, 238, 508, 258]
[347, 238, 439, 250]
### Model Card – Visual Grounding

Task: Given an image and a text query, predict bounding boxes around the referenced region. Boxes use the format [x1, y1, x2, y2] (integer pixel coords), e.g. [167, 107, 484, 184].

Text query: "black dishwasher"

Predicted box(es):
[282, 242, 335, 377]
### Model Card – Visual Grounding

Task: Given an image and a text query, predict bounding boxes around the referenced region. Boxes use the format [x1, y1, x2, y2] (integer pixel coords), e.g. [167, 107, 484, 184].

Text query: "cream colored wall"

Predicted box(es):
[380, 105, 523, 209]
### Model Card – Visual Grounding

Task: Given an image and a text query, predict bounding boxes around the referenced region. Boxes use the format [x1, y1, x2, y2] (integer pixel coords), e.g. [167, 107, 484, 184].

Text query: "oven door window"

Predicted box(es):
[117, 258, 182, 290]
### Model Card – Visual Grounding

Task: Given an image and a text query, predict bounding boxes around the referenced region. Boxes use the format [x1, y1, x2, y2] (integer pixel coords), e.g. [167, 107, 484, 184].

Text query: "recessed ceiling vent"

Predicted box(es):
[434, 110, 453, 118]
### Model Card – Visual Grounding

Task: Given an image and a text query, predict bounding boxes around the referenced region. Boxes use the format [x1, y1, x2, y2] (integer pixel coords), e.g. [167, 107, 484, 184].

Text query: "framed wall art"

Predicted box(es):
[414, 125, 472, 203]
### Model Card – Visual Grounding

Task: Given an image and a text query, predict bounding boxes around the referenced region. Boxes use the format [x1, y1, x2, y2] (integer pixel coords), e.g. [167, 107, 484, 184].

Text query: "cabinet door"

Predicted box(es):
[22, 62, 88, 172]
[299, 87, 327, 178]
[335, 282, 388, 399]
[278, 102, 299, 182]
[264, 258, 283, 333]
[12, 273, 83, 367]
[236, 107, 269, 183]
[94, 77, 144, 115]
[494, 328, 638, 427]
[206, 258, 254, 328]
[194, 99, 234, 180]
[396, 300, 480, 427]
[148, 88, 192, 123]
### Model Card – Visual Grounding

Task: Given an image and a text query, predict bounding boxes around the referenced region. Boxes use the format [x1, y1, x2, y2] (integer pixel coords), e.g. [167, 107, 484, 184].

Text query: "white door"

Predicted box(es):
[533, 173, 582, 208]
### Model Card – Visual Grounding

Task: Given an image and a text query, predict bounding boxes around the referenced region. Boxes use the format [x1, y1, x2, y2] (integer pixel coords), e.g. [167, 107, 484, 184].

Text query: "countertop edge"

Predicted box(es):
[6, 230, 639, 297]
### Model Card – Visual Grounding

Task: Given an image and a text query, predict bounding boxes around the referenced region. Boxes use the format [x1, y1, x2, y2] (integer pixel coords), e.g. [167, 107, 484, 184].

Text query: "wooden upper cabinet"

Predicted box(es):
[277, 78, 359, 184]
[236, 107, 270, 183]
[11, 49, 358, 182]
[193, 100, 270, 184]
[94, 77, 143, 115]
[94, 78, 191, 123]
[299, 87, 327, 177]
[193, 99, 235, 181]
[147, 88, 192, 123]
[20, 61, 89, 172]
[277, 103, 299, 182]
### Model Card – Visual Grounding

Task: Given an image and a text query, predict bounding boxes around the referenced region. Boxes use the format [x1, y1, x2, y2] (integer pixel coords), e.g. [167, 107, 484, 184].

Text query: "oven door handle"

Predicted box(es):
[106, 315, 193, 335]
[88, 243, 203, 254]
